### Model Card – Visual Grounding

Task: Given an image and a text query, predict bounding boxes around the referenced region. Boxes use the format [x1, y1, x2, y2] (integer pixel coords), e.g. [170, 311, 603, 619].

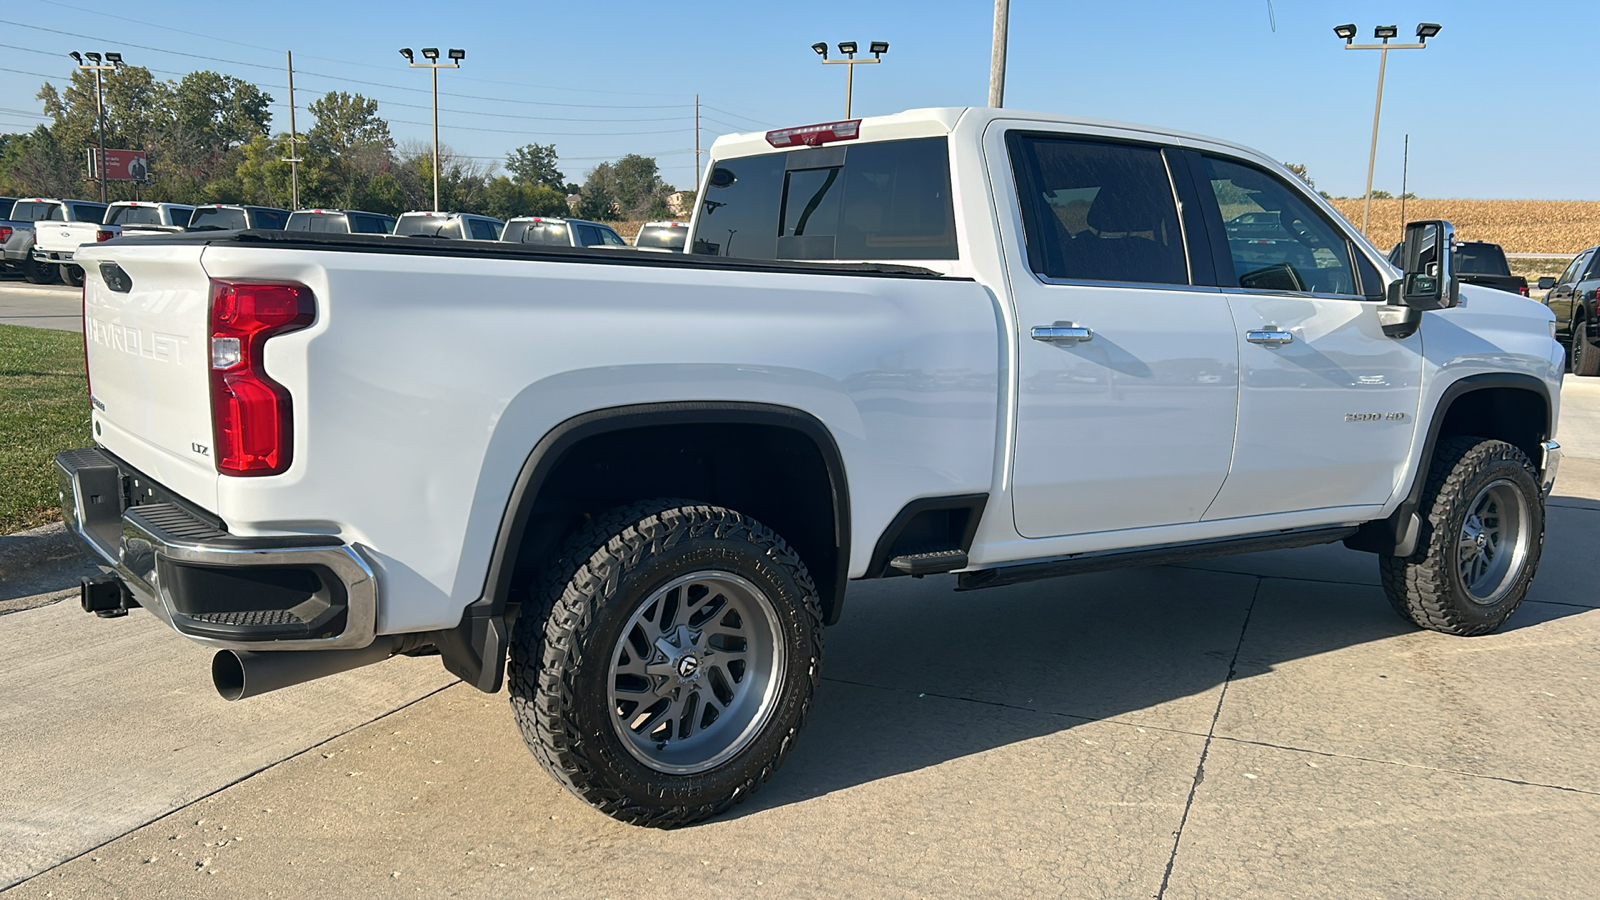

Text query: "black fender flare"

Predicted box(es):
[1345, 372, 1552, 557]
[435, 401, 851, 692]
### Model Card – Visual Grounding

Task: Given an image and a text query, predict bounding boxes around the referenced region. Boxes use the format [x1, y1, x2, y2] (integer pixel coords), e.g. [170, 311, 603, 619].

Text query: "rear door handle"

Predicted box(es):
[1031, 324, 1093, 343]
[1246, 327, 1293, 345]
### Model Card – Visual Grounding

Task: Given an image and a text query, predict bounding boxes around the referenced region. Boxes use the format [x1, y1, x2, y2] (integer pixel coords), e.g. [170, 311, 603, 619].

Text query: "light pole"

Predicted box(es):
[400, 46, 464, 212]
[1335, 22, 1440, 238]
[811, 41, 888, 119]
[69, 50, 123, 204]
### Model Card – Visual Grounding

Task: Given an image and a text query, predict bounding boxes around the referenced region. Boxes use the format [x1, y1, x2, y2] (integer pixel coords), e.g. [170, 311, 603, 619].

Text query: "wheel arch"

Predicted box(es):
[435, 401, 850, 693]
[1345, 373, 1552, 557]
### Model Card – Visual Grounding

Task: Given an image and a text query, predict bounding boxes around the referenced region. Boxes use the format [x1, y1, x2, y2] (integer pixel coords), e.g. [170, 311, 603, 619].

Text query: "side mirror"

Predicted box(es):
[1538, 276, 1556, 291]
[1385, 219, 1460, 310]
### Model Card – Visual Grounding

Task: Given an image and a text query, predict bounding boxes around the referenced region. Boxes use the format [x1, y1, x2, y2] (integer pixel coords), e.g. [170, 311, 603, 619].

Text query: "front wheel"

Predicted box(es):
[1379, 437, 1544, 635]
[508, 501, 823, 827]
[61, 265, 84, 288]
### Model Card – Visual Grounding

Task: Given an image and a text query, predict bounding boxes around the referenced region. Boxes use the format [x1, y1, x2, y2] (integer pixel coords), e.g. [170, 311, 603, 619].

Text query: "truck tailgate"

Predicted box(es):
[82, 243, 219, 511]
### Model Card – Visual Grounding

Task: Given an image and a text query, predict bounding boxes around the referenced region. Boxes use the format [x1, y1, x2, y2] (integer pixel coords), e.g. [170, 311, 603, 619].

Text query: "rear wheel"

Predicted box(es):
[508, 500, 823, 827]
[1572, 318, 1599, 376]
[61, 265, 84, 288]
[21, 257, 58, 285]
[1379, 437, 1544, 635]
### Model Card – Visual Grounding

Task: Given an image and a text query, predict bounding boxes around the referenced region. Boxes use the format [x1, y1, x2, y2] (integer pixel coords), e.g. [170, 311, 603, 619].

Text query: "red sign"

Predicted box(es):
[92, 149, 149, 182]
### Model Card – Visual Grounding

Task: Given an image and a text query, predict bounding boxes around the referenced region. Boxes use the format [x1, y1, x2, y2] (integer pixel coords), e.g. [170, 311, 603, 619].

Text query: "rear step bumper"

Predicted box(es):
[56, 447, 377, 651]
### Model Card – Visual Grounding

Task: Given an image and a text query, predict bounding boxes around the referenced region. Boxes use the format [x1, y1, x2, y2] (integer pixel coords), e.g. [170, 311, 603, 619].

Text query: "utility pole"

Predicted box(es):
[400, 47, 464, 211]
[285, 50, 301, 210]
[695, 93, 701, 189]
[71, 51, 122, 203]
[1334, 22, 1440, 237]
[989, 0, 1010, 108]
[812, 42, 888, 119]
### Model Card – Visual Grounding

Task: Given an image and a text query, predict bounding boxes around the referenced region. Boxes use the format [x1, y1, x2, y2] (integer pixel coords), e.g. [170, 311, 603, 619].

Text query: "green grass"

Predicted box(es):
[0, 323, 90, 534]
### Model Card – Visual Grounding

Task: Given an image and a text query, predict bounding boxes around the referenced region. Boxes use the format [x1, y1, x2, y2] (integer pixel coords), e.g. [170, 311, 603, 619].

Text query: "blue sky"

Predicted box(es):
[0, 0, 1592, 199]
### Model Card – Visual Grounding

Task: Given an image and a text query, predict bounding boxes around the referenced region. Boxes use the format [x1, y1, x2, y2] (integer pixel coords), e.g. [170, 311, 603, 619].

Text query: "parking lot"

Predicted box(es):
[0, 276, 81, 332]
[3, 262, 1598, 896]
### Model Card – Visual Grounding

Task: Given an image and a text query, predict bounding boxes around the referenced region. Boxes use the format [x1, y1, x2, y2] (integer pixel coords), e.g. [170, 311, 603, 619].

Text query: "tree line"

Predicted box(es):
[0, 66, 679, 221]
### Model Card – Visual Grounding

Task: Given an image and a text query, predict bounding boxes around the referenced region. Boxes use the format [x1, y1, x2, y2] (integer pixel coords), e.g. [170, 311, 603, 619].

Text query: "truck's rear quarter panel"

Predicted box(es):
[180, 245, 1002, 634]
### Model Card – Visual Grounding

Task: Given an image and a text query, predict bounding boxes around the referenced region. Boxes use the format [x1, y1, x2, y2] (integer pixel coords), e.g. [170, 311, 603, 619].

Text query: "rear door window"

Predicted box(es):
[574, 223, 602, 246]
[692, 136, 958, 261]
[1007, 135, 1189, 285]
[252, 209, 288, 230]
[468, 218, 500, 241]
[347, 213, 392, 234]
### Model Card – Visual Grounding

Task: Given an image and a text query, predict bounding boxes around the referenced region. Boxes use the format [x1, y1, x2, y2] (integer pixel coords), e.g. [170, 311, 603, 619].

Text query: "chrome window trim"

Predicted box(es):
[1031, 272, 1222, 293]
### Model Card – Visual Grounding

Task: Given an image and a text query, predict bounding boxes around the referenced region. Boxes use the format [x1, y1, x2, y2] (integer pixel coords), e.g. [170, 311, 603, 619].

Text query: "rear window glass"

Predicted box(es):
[692, 136, 958, 261]
[189, 207, 247, 230]
[636, 224, 688, 250]
[68, 203, 107, 223]
[504, 221, 571, 245]
[348, 213, 392, 234]
[13, 202, 62, 222]
[1455, 243, 1510, 276]
[108, 206, 164, 225]
[252, 209, 288, 230]
[396, 215, 462, 238]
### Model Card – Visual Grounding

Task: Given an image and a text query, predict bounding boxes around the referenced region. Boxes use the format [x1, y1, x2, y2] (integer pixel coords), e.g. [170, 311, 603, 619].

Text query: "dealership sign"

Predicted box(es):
[88, 149, 150, 182]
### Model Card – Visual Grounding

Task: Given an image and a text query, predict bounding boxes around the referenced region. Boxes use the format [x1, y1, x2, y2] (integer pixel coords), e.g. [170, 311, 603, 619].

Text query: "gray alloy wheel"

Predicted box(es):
[1455, 479, 1531, 606]
[606, 570, 786, 774]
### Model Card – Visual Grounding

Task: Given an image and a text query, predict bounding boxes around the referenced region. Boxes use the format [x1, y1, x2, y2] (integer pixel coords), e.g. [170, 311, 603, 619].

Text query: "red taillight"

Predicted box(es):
[765, 119, 861, 147]
[1519, 285, 1529, 296]
[208, 280, 315, 476]
[0, 225, 11, 244]
[96, 229, 115, 242]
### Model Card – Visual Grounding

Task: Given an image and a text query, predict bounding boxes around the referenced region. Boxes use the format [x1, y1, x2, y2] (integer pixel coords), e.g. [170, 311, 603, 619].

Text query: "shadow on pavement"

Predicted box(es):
[731, 511, 1596, 818]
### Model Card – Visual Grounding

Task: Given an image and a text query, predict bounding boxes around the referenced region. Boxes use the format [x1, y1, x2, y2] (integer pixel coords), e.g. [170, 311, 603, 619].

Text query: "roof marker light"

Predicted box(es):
[765, 119, 862, 148]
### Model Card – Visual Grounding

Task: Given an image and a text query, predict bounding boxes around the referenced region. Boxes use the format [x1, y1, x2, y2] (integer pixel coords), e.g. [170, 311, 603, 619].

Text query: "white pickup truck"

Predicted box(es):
[60, 107, 1563, 828]
[11, 198, 111, 286]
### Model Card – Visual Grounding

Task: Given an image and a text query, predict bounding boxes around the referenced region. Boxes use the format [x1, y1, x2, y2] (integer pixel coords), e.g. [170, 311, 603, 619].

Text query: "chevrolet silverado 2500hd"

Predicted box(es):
[59, 107, 1564, 827]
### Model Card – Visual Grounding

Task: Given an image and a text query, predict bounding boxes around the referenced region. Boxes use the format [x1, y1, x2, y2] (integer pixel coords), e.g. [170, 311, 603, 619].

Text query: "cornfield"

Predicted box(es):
[1328, 199, 1600, 255]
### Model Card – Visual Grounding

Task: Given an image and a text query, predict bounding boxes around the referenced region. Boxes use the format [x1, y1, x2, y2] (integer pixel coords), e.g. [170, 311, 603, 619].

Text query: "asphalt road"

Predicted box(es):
[3, 383, 1599, 895]
[0, 276, 80, 332]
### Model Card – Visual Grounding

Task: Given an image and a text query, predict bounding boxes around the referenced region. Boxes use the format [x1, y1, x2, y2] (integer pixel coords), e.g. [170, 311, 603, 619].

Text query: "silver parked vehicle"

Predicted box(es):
[395, 211, 505, 241]
[286, 208, 397, 235]
[499, 216, 627, 248]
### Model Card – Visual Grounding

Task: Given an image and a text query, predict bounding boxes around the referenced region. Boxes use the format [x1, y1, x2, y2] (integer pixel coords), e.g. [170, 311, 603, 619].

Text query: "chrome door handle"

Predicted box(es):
[1031, 324, 1093, 343]
[1246, 328, 1293, 345]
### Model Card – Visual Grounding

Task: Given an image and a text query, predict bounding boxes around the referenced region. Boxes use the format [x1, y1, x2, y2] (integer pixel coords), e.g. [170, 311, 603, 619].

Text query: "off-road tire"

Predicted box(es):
[21, 257, 58, 285]
[61, 265, 84, 288]
[508, 500, 824, 828]
[1572, 319, 1600, 376]
[1379, 437, 1544, 635]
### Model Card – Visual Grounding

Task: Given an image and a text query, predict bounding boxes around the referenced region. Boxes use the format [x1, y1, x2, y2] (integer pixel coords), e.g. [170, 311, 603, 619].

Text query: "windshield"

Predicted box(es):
[188, 207, 247, 231]
[1455, 243, 1511, 276]
[503, 220, 571, 245]
[636, 225, 687, 250]
[108, 206, 164, 226]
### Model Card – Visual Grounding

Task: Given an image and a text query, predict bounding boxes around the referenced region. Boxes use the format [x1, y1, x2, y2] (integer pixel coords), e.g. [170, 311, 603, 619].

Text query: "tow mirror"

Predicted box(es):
[1386, 219, 1460, 310]
[1537, 276, 1556, 291]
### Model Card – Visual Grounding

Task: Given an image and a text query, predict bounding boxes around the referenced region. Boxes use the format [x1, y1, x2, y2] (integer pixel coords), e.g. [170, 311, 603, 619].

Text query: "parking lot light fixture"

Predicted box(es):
[73, 49, 122, 204]
[403, 43, 463, 213]
[816, 39, 885, 119]
[1336, 22, 1439, 238]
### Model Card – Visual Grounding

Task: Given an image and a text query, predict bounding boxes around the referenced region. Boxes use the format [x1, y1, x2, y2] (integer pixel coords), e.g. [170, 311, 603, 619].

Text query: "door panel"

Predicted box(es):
[1205, 295, 1421, 520]
[1012, 283, 1239, 537]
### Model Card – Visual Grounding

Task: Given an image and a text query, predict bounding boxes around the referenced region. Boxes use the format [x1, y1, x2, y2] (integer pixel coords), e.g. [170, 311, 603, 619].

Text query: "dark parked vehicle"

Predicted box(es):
[1542, 246, 1600, 376]
[286, 208, 397, 235]
[187, 205, 290, 231]
[1388, 239, 1527, 296]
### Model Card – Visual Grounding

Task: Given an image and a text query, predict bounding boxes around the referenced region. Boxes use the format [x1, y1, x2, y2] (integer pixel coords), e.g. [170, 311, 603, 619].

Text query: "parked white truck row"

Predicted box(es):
[59, 107, 1563, 828]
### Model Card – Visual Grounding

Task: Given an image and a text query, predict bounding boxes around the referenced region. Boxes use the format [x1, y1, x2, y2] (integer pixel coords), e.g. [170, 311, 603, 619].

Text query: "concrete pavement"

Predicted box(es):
[2, 391, 1597, 897]
[0, 278, 80, 332]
